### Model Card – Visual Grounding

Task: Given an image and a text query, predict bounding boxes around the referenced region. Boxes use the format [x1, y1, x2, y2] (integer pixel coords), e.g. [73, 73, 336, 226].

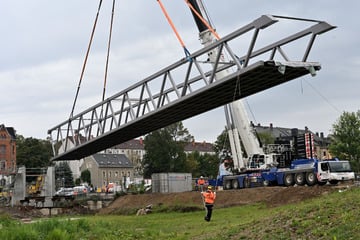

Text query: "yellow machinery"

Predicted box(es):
[28, 176, 44, 195]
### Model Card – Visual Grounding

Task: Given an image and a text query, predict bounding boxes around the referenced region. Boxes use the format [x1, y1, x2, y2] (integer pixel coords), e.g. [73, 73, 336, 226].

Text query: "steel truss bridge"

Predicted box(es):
[48, 14, 335, 160]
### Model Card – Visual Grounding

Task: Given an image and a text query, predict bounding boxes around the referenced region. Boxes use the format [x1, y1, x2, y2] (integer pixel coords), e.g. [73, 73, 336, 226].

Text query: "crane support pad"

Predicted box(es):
[52, 60, 320, 160]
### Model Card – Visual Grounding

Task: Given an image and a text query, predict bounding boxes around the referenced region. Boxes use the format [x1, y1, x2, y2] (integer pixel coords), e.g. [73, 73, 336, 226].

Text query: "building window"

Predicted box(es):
[103, 171, 106, 179]
[0, 145, 6, 154]
[115, 171, 118, 177]
[0, 160, 5, 170]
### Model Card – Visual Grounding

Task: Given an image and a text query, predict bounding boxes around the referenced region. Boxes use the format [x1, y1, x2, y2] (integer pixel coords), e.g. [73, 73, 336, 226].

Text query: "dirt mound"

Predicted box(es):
[99, 184, 348, 215]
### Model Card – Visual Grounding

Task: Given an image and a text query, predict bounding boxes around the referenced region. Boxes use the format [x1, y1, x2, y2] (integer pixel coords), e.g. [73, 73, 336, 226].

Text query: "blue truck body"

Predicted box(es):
[218, 158, 354, 190]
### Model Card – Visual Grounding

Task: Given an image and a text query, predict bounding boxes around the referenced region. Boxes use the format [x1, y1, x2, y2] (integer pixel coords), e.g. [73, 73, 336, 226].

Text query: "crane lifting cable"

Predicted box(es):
[102, 0, 116, 102]
[69, 0, 103, 118]
[156, 0, 191, 61]
[197, 0, 215, 31]
[185, 0, 220, 40]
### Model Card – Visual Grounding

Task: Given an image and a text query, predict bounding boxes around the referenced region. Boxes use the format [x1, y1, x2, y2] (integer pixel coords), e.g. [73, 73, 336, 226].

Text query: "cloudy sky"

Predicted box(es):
[1, 1, 359, 143]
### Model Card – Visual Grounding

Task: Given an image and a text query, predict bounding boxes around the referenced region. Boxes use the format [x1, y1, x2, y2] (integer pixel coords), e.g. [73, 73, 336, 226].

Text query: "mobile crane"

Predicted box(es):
[187, 0, 355, 189]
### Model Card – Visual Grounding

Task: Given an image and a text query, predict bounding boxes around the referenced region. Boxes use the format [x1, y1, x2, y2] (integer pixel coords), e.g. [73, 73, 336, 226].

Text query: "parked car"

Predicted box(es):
[55, 188, 74, 196]
[73, 186, 88, 196]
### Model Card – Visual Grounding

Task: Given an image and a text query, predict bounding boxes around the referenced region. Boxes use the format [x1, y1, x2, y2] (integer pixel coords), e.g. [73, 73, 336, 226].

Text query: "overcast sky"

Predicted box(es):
[1, 1, 359, 143]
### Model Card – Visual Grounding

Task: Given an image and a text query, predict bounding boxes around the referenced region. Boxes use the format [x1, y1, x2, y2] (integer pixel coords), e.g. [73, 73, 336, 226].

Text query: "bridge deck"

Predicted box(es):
[52, 60, 320, 160]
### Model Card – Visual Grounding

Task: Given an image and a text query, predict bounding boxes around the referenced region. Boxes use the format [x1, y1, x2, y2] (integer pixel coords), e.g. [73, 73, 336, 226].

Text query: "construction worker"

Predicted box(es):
[197, 176, 205, 192]
[202, 185, 216, 222]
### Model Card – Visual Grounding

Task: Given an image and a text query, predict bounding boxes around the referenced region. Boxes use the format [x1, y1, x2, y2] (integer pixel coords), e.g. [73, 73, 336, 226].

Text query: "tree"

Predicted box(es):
[142, 122, 192, 178]
[184, 151, 200, 176]
[213, 128, 229, 155]
[55, 162, 74, 189]
[189, 151, 219, 179]
[16, 135, 53, 168]
[257, 132, 275, 145]
[329, 111, 360, 172]
[81, 169, 91, 185]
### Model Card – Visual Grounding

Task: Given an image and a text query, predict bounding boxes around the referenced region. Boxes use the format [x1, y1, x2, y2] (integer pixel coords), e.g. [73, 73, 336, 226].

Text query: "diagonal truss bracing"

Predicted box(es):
[48, 15, 335, 160]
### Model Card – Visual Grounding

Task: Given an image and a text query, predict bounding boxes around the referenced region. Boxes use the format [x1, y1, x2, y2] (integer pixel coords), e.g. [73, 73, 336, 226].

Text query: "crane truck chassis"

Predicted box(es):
[220, 158, 355, 190]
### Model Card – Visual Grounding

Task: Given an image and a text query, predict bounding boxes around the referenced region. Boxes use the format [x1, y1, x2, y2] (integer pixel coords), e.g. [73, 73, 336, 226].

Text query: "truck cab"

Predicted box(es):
[316, 159, 354, 184]
[291, 158, 355, 185]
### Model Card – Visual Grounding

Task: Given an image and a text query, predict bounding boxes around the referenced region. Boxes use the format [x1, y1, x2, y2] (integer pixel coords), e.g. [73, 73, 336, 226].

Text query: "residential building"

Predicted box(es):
[80, 153, 134, 191]
[184, 141, 216, 155]
[0, 124, 16, 174]
[108, 138, 145, 177]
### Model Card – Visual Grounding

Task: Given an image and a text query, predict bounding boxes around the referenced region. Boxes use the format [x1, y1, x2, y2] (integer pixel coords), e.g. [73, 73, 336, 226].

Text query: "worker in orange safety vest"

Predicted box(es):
[201, 185, 216, 222]
[197, 176, 205, 192]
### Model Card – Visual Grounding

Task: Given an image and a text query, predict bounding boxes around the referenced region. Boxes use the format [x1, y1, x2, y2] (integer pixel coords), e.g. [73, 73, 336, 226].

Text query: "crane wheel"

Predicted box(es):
[295, 173, 305, 186]
[305, 172, 317, 186]
[284, 173, 294, 186]
[263, 180, 271, 187]
[232, 179, 239, 189]
[224, 180, 232, 190]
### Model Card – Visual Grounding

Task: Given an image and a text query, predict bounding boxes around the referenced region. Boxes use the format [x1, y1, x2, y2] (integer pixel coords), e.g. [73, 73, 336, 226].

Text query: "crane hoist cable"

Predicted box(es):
[184, 0, 220, 40]
[156, 0, 191, 61]
[197, 0, 215, 31]
[102, 0, 116, 102]
[69, 0, 103, 119]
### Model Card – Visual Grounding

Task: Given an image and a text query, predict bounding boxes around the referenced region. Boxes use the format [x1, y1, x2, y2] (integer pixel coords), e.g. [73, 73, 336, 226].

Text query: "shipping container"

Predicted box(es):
[152, 173, 192, 193]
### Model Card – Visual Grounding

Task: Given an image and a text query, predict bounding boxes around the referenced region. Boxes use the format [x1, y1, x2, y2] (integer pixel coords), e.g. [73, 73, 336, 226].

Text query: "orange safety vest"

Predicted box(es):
[202, 190, 216, 204]
[198, 178, 205, 185]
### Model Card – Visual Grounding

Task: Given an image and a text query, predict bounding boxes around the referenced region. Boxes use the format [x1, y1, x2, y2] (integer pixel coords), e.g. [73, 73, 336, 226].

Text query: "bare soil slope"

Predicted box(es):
[99, 184, 349, 215]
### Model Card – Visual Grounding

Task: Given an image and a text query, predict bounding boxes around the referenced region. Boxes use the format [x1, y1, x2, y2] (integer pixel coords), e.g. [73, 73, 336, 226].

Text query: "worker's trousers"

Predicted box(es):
[204, 203, 213, 221]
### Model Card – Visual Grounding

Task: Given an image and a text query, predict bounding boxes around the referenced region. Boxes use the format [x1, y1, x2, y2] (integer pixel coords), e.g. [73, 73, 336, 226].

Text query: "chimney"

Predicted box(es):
[320, 132, 324, 139]
[139, 137, 143, 145]
[270, 123, 273, 130]
[291, 128, 298, 137]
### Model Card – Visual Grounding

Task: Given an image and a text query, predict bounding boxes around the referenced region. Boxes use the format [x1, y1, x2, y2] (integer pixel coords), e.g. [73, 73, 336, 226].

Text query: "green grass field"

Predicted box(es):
[1, 187, 359, 240]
